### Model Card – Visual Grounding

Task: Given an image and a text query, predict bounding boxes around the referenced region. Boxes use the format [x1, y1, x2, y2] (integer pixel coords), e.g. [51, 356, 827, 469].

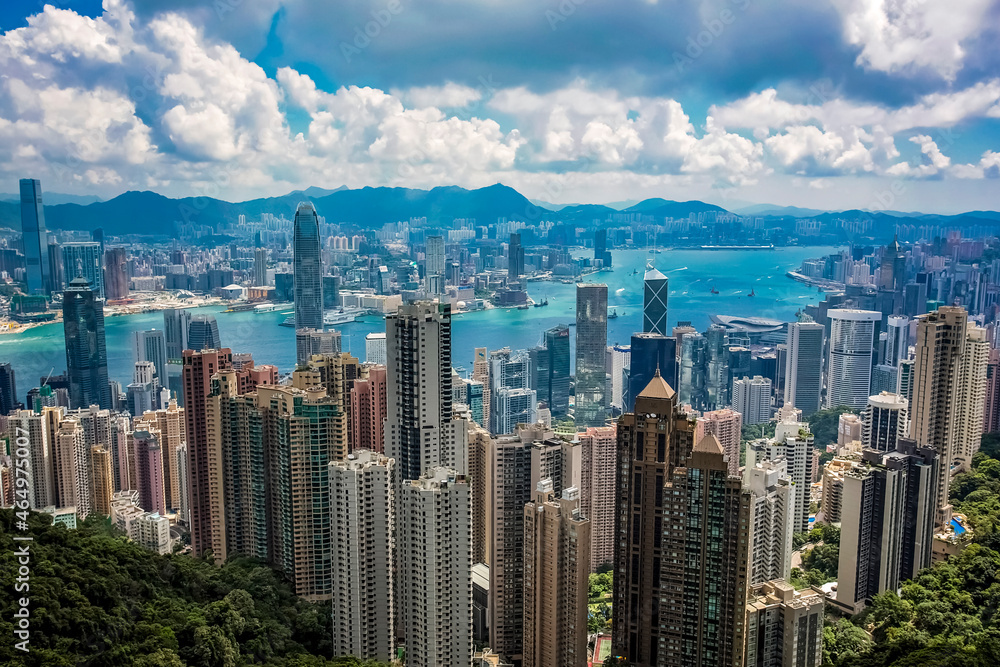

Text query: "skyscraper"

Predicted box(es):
[659, 434, 751, 666]
[293, 202, 324, 330]
[19, 178, 51, 295]
[384, 301, 464, 481]
[133, 430, 167, 516]
[575, 283, 608, 428]
[826, 309, 881, 409]
[90, 446, 113, 516]
[578, 425, 617, 571]
[731, 375, 772, 425]
[698, 408, 743, 477]
[0, 363, 18, 415]
[398, 468, 472, 666]
[610, 344, 631, 412]
[628, 333, 677, 412]
[746, 459, 795, 585]
[253, 247, 269, 286]
[329, 451, 395, 661]
[489, 348, 536, 435]
[613, 372, 697, 666]
[747, 418, 814, 534]
[679, 331, 708, 410]
[63, 276, 111, 409]
[885, 315, 910, 367]
[424, 235, 445, 295]
[365, 332, 387, 366]
[522, 482, 590, 667]
[745, 581, 824, 667]
[133, 329, 168, 383]
[862, 392, 909, 452]
[62, 242, 105, 300]
[187, 314, 222, 352]
[350, 365, 387, 453]
[537, 325, 571, 418]
[295, 328, 341, 366]
[104, 247, 129, 301]
[163, 308, 192, 361]
[643, 266, 668, 335]
[784, 322, 824, 416]
[509, 232, 525, 278]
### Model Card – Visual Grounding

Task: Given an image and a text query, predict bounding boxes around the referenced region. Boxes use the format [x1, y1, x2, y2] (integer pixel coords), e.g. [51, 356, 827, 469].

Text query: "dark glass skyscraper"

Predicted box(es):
[575, 283, 608, 427]
[628, 333, 677, 412]
[187, 314, 222, 352]
[163, 308, 191, 361]
[509, 233, 525, 278]
[642, 267, 668, 335]
[539, 324, 571, 418]
[293, 202, 324, 330]
[0, 362, 17, 414]
[63, 276, 111, 408]
[20, 178, 51, 295]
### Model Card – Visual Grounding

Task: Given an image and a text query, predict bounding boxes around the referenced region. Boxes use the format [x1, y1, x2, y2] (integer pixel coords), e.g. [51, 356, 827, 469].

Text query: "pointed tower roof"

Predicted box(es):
[638, 368, 675, 400]
[694, 433, 724, 456]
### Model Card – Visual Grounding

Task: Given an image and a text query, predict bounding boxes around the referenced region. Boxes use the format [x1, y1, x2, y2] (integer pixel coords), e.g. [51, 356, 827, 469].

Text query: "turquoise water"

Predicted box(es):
[0, 246, 840, 394]
[951, 518, 966, 535]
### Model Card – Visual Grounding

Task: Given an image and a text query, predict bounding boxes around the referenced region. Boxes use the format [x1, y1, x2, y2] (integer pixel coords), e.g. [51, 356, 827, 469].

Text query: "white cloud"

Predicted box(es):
[394, 83, 483, 109]
[833, 0, 992, 79]
[952, 151, 1000, 179]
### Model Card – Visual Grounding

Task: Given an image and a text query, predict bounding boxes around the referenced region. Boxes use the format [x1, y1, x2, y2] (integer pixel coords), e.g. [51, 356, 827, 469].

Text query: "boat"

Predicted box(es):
[324, 308, 365, 326]
[710, 287, 719, 295]
[748, 288, 756, 297]
[608, 309, 619, 319]
[532, 298, 549, 308]
[254, 303, 280, 313]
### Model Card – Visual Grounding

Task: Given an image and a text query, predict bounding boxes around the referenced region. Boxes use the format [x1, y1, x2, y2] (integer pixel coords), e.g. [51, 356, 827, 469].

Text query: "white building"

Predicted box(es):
[746, 459, 796, 586]
[399, 467, 472, 667]
[609, 345, 631, 411]
[329, 451, 395, 662]
[135, 512, 172, 554]
[732, 375, 772, 425]
[365, 332, 387, 366]
[747, 417, 814, 534]
[826, 309, 881, 410]
[784, 322, 824, 416]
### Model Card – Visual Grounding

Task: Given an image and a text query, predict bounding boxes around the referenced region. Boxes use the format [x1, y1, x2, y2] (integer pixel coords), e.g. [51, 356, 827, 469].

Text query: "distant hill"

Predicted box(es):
[735, 203, 829, 217]
[622, 198, 728, 218]
[0, 192, 103, 206]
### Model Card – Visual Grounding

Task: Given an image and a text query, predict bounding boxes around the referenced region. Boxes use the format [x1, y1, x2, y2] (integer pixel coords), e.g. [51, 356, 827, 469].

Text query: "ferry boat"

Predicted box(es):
[533, 298, 549, 308]
[254, 303, 280, 313]
[608, 309, 619, 319]
[324, 308, 365, 326]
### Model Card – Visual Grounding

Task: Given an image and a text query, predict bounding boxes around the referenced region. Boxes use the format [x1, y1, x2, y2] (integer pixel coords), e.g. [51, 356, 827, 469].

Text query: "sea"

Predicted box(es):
[0, 246, 841, 390]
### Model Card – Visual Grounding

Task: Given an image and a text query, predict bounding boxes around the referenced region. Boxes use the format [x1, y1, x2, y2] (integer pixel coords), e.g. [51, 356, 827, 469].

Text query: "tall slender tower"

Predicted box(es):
[19, 178, 51, 295]
[63, 275, 111, 409]
[522, 482, 591, 667]
[643, 266, 668, 335]
[509, 233, 525, 278]
[293, 202, 324, 330]
[612, 371, 697, 665]
[784, 322, 823, 416]
[575, 283, 608, 428]
[826, 309, 881, 410]
[424, 235, 446, 295]
[539, 325, 571, 418]
[104, 247, 129, 301]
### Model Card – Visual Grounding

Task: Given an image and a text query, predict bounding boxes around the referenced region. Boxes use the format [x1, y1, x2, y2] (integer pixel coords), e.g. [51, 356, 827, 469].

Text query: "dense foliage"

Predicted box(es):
[790, 523, 840, 589]
[0, 509, 389, 667]
[589, 571, 613, 633]
[807, 406, 856, 450]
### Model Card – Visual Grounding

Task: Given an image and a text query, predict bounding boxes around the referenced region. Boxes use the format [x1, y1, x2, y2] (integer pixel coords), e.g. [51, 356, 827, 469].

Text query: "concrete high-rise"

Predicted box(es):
[473, 346, 490, 426]
[182, 348, 233, 557]
[90, 446, 113, 516]
[986, 348, 1000, 434]
[104, 247, 129, 301]
[643, 266, 668, 335]
[19, 178, 51, 295]
[385, 301, 464, 481]
[659, 433, 751, 666]
[489, 347, 536, 435]
[133, 329, 168, 383]
[424, 235, 446, 295]
[911, 306, 987, 524]
[329, 451, 395, 662]
[365, 332, 387, 366]
[253, 247, 268, 286]
[398, 467, 472, 667]
[745, 581, 824, 667]
[187, 314, 222, 352]
[747, 418, 814, 534]
[862, 392, 909, 452]
[746, 459, 795, 585]
[610, 344, 631, 412]
[697, 408, 743, 477]
[522, 482, 590, 667]
[826, 309, 881, 410]
[54, 417, 91, 517]
[133, 430, 166, 516]
[575, 283, 608, 428]
[579, 425, 617, 571]
[293, 202, 324, 330]
[295, 328, 341, 366]
[350, 365, 387, 453]
[783, 322, 824, 416]
[63, 276, 111, 409]
[62, 242, 104, 299]
[732, 375, 772, 425]
[955, 325, 989, 472]
[133, 399, 185, 511]
[612, 372, 697, 666]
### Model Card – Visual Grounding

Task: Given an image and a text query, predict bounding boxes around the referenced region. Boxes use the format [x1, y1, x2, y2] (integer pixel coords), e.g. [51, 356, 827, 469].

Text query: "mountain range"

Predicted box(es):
[0, 183, 997, 238]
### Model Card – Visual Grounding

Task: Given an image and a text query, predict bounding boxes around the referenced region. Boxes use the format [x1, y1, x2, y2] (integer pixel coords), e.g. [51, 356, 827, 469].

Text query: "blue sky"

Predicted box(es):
[1, 0, 999, 212]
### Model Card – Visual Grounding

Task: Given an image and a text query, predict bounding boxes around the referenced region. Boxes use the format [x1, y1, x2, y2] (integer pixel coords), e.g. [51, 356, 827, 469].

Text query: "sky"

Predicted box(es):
[1, 0, 999, 213]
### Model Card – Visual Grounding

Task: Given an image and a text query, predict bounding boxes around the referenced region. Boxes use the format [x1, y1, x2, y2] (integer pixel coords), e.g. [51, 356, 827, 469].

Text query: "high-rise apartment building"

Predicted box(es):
[293, 202, 324, 330]
[104, 247, 129, 301]
[62, 242, 104, 299]
[747, 418, 814, 534]
[53, 417, 91, 518]
[745, 581, 824, 667]
[576, 283, 608, 428]
[643, 266, 668, 336]
[398, 467, 472, 667]
[133, 329, 168, 383]
[19, 178, 51, 295]
[133, 429, 167, 516]
[579, 425, 617, 571]
[468, 423, 493, 566]
[522, 482, 590, 667]
[783, 322, 824, 416]
[90, 446, 113, 516]
[612, 372, 697, 665]
[732, 375, 772, 425]
[955, 325, 989, 472]
[329, 451, 395, 662]
[489, 347, 536, 435]
[826, 309, 880, 410]
[365, 332, 387, 366]
[133, 399, 185, 511]
[659, 433, 751, 666]
[697, 408, 743, 477]
[746, 459, 795, 585]
[861, 392, 908, 452]
[63, 276, 111, 409]
[295, 328, 341, 366]
[350, 365, 387, 453]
